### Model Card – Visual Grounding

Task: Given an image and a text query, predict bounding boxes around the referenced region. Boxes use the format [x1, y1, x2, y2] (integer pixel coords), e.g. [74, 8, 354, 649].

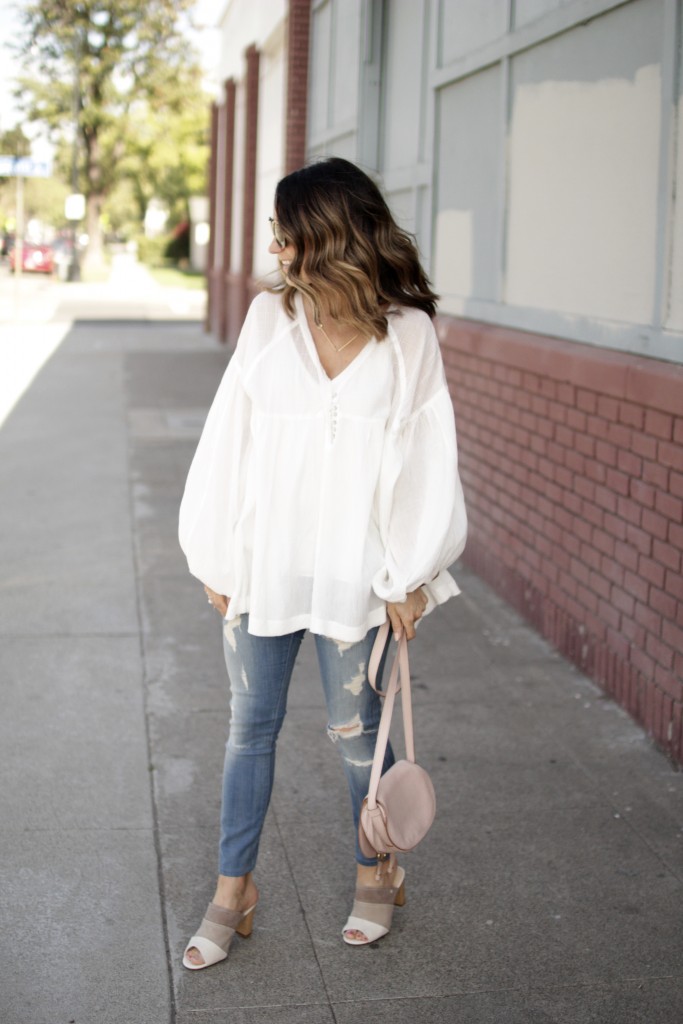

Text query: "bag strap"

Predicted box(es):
[366, 623, 416, 811]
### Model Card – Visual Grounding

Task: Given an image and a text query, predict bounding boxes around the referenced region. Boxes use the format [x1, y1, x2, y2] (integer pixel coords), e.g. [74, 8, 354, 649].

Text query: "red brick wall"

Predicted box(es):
[437, 315, 683, 764]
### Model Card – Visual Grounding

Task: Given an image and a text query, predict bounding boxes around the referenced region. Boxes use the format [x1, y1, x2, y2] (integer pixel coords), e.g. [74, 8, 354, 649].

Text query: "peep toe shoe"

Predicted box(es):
[183, 900, 257, 970]
[342, 865, 406, 945]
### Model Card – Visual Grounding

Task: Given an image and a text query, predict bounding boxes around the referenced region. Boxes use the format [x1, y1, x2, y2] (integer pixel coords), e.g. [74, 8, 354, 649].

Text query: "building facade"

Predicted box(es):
[207, 0, 683, 763]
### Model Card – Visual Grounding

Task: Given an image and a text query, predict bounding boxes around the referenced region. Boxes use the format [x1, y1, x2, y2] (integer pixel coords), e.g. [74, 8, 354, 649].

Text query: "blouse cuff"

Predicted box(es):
[371, 567, 407, 605]
[372, 566, 461, 620]
[421, 568, 461, 614]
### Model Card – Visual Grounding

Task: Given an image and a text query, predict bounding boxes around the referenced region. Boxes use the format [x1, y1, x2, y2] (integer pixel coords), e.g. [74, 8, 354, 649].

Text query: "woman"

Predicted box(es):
[178, 157, 467, 969]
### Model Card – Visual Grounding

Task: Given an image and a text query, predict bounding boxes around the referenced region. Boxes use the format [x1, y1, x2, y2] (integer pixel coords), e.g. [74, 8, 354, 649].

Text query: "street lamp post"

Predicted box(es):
[67, 26, 81, 282]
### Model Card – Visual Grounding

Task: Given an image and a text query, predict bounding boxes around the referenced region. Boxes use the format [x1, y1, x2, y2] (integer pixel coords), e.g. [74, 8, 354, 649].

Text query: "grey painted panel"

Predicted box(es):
[439, 0, 508, 66]
[331, 0, 362, 126]
[382, 0, 426, 172]
[665, 0, 683, 329]
[514, 0, 565, 28]
[309, 0, 332, 138]
[434, 64, 502, 302]
[511, 0, 662, 86]
[308, 132, 357, 161]
[385, 186, 415, 232]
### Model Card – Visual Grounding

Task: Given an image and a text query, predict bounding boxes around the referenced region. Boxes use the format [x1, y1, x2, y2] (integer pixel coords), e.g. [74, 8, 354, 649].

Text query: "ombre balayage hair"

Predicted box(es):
[272, 158, 438, 340]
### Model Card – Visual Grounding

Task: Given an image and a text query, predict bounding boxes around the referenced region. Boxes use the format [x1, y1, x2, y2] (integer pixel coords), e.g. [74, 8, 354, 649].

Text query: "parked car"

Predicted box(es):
[9, 242, 56, 274]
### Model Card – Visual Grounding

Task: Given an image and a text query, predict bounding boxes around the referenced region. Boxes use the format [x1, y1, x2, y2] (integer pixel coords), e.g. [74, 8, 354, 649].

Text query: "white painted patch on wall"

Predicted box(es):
[505, 64, 661, 324]
[433, 209, 473, 315]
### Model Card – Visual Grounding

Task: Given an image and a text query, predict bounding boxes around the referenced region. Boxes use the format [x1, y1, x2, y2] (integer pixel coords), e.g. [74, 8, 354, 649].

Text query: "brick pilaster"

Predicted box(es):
[242, 44, 260, 284]
[205, 101, 219, 333]
[285, 0, 311, 174]
[219, 79, 236, 343]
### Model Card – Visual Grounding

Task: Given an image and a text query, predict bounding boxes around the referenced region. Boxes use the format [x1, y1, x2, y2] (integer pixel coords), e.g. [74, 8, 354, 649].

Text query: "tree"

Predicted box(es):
[0, 126, 32, 158]
[14, 0, 201, 271]
[114, 64, 209, 230]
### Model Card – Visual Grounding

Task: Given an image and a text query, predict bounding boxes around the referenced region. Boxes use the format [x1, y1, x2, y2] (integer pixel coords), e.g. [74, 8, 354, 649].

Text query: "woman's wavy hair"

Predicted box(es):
[271, 157, 438, 339]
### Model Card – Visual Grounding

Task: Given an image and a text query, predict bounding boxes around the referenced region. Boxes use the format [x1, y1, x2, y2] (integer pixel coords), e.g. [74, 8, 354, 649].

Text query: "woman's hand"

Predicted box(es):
[387, 587, 428, 641]
[204, 585, 229, 616]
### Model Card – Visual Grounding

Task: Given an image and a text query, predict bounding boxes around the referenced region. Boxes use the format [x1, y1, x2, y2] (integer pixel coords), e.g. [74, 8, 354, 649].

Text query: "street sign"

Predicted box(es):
[65, 193, 86, 220]
[0, 155, 52, 177]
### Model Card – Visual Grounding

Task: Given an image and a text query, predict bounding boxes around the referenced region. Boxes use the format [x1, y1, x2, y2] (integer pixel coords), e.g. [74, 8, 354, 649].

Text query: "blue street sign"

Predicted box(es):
[0, 155, 52, 177]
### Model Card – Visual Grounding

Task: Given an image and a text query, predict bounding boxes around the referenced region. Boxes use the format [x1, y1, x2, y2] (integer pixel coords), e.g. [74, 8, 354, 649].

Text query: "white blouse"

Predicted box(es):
[178, 290, 467, 641]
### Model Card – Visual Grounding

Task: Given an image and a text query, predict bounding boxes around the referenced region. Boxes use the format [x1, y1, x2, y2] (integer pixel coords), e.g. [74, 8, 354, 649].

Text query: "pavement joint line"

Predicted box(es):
[525, 975, 683, 991]
[327, 975, 683, 1001]
[10, 826, 158, 832]
[328, 990, 527, 1004]
[125, 380, 178, 1024]
[0, 631, 141, 639]
[180, 1001, 340, 1013]
[272, 808, 340, 1024]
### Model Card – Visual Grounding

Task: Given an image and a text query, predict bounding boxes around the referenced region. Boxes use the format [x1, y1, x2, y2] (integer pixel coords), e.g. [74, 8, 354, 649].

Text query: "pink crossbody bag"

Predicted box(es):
[358, 621, 436, 859]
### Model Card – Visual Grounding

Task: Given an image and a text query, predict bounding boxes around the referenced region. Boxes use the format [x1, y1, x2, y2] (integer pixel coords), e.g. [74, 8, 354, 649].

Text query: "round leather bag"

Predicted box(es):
[358, 758, 436, 859]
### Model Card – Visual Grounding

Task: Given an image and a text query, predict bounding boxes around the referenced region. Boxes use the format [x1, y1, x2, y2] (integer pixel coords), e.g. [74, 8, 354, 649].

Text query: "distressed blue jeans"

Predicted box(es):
[219, 614, 394, 875]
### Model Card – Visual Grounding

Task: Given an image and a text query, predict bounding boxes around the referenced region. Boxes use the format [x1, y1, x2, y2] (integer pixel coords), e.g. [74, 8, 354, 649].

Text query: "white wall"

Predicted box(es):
[215, 0, 287, 279]
[218, 0, 287, 81]
[254, 21, 287, 280]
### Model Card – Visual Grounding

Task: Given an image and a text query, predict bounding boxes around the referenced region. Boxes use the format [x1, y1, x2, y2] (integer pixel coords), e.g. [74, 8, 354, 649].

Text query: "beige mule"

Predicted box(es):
[183, 900, 257, 970]
[342, 866, 406, 945]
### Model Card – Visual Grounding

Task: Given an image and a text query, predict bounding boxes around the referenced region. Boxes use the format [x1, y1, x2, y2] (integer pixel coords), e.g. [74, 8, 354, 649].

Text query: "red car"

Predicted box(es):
[9, 242, 56, 274]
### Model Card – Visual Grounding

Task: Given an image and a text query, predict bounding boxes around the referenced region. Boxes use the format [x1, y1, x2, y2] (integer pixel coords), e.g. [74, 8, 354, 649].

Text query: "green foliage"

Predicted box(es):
[0, 125, 32, 157]
[106, 62, 209, 230]
[13, 0, 208, 264]
[136, 234, 167, 266]
[0, 175, 70, 233]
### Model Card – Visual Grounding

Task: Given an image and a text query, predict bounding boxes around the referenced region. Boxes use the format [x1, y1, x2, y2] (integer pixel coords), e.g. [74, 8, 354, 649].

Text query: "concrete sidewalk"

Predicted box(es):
[0, 317, 681, 1024]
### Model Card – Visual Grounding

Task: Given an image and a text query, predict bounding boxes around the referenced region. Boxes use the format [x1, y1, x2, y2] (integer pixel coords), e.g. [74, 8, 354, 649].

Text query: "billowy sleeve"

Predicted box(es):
[178, 349, 251, 596]
[372, 321, 467, 612]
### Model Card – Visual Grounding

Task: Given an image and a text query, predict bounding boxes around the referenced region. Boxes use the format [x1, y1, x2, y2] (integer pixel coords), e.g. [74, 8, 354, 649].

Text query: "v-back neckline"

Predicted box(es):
[295, 292, 375, 386]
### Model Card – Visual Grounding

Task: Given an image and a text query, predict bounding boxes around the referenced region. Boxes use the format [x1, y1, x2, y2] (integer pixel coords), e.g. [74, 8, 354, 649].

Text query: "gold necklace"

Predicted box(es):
[314, 316, 359, 354]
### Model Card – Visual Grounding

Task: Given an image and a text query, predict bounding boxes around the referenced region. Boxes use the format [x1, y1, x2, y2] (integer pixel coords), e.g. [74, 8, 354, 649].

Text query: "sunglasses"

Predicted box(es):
[269, 217, 287, 250]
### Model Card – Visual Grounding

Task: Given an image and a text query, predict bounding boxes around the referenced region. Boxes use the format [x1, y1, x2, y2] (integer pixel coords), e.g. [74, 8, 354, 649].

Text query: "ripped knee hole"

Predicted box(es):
[327, 714, 363, 741]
